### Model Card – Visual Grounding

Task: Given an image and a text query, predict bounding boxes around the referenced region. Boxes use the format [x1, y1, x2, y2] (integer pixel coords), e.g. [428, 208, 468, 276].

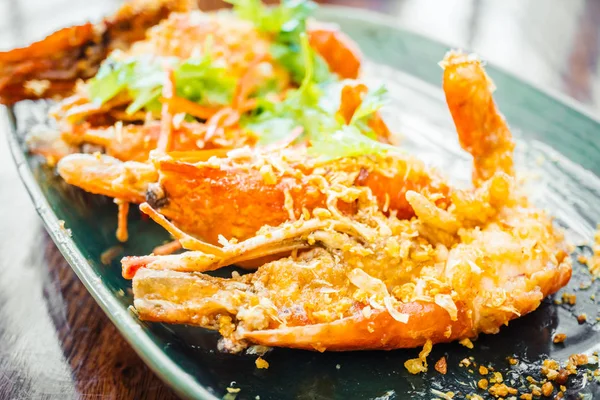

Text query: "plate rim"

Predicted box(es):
[4, 5, 600, 400]
[5, 106, 214, 400]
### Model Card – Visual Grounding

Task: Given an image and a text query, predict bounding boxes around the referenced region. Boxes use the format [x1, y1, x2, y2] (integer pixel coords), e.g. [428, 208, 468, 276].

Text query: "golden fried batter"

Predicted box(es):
[121, 51, 572, 352]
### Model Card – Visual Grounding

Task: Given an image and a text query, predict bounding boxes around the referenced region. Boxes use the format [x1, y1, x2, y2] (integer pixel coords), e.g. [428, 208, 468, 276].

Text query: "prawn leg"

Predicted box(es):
[121, 207, 330, 278]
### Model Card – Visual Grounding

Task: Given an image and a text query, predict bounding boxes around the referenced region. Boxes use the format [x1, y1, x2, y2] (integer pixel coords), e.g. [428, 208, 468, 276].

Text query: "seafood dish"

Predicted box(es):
[1, 0, 572, 357]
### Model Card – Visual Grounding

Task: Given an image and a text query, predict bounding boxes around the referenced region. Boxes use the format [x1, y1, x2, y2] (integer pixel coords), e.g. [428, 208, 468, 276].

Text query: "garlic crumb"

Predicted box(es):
[404, 340, 432, 374]
[255, 357, 269, 369]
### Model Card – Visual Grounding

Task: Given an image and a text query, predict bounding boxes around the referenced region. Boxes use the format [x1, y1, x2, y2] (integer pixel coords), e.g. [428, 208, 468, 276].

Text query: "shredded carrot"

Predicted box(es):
[116, 200, 130, 242]
[100, 245, 124, 265]
[205, 107, 239, 141]
[232, 53, 267, 110]
[338, 83, 368, 124]
[157, 68, 176, 153]
[109, 109, 148, 122]
[167, 149, 231, 162]
[223, 109, 240, 127]
[237, 98, 258, 113]
[152, 240, 182, 255]
[64, 94, 131, 124]
[163, 95, 221, 120]
[264, 126, 303, 151]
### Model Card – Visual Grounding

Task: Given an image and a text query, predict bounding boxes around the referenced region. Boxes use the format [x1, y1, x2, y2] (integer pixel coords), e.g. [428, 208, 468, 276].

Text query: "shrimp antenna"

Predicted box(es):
[139, 202, 225, 256]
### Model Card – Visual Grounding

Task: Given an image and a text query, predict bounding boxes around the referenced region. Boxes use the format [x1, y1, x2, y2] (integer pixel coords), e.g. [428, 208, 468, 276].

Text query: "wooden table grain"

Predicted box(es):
[1, 0, 600, 398]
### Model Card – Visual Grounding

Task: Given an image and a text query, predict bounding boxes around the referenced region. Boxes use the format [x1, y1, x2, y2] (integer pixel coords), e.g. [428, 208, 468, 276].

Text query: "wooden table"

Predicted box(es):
[1, 0, 599, 398]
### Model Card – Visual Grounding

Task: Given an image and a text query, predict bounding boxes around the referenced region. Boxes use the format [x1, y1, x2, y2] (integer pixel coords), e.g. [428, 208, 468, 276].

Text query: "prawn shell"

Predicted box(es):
[0, 25, 94, 104]
[244, 260, 571, 351]
[338, 82, 392, 143]
[0, 25, 94, 64]
[156, 158, 353, 244]
[62, 122, 231, 163]
[128, 207, 572, 351]
[354, 163, 450, 220]
[244, 302, 474, 351]
[156, 155, 449, 244]
[442, 51, 515, 182]
[0, 0, 191, 104]
[308, 24, 362, 80]
[56, 153, 155, 203]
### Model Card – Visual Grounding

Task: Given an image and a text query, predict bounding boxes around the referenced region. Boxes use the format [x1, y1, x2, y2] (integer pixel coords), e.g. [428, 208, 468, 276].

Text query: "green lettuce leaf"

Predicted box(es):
[175, 58, 236, 105]
[350, 85, 388, 124]
[228, 0, 331, 84]
[227, 0, 316, 36]
[270, 41, 330, 85]
[88, 54, 236, 115]
[308, 124, 400, 162]
[241, 34, 336, 144]
[125, 87, 161, 114]
[242, 34, 393, 159]
[245, 116, 298, 145]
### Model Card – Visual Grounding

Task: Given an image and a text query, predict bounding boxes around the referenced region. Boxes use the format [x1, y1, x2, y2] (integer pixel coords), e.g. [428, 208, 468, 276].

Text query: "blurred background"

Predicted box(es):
[0, 0, 599, 399]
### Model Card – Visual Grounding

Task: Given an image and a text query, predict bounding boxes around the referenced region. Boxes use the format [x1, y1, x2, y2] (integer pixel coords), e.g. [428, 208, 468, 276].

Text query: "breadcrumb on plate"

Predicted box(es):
[255, 357, 269, 369]
[435, 357, 447, 375]
[404, 340, 432, 374]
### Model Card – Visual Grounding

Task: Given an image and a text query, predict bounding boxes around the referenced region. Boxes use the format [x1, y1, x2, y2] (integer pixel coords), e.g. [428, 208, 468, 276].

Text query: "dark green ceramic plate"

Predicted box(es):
[6, 6, 600, 400]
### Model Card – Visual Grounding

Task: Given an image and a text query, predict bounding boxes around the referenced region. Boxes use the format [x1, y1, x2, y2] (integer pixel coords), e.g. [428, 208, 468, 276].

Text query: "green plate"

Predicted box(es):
[6, 6, 600, 399]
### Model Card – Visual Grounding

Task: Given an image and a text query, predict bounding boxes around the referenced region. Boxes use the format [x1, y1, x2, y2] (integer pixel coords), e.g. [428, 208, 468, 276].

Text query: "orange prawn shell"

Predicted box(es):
[155, 154, 449, 244]
[155, 158, 350, 244]
[0, 24, 94, 63]
[308, 24, 362, 80]
[0, 0, 191, 104]
[0, 25, 94, 104]
[60, 121, 255, 163]
[442, 52, 515, 182]
[130, 242, 572, 351]
[338, 83, 392, 143]
[244, 260, 571, 351]
[244, 301, 474, 351]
